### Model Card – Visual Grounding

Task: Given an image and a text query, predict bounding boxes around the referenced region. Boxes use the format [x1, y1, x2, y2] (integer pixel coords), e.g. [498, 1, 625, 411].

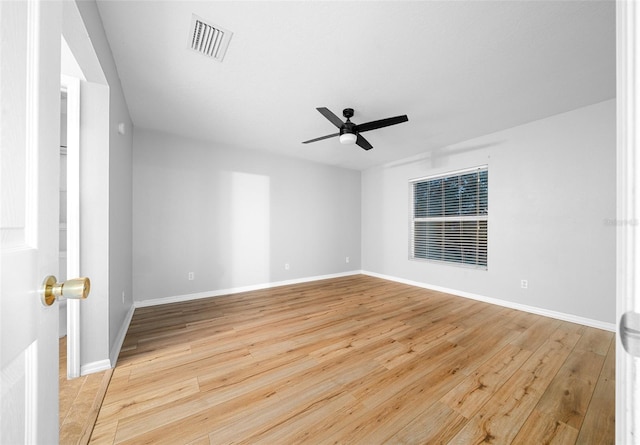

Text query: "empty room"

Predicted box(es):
[2, 0, 637, 444]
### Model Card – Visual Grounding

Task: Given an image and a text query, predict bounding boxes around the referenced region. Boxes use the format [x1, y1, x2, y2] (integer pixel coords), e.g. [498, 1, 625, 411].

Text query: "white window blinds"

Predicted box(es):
[410, 166, 488, 268]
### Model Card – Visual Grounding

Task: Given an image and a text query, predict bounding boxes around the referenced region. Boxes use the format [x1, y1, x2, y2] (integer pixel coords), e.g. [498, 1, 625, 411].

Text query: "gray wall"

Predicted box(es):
[362, 99, 616, 325]
[133, 128, 361, 303]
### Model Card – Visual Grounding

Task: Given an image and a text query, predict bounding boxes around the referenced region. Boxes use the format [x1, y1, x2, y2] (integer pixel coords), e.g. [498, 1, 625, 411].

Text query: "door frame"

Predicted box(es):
[61, 0, 112, 377]
[61, 75, 81, 379]
[616, 0, 640, 442]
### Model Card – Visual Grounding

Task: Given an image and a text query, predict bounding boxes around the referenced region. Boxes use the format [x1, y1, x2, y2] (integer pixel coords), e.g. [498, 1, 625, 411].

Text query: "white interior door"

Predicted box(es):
[617, 0, 640, 442]
[1, 0, 62, 442]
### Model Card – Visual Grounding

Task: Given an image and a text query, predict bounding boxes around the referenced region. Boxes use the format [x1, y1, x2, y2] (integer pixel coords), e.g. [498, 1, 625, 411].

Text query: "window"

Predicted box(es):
[410, 166, 488, 268]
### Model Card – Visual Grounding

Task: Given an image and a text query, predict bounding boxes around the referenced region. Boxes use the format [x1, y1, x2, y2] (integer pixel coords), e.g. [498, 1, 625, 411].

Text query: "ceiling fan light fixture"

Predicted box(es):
[339, 133, 357, 145]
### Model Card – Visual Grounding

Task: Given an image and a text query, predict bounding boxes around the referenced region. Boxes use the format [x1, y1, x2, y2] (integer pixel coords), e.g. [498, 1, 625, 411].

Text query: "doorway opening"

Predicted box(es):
[59, 90, 68, 345]
[59, 75, 81, 380]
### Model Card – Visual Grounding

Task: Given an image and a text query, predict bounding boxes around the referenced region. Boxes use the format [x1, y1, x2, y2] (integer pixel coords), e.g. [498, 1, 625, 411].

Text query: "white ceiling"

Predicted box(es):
[96, 1, 615, 171]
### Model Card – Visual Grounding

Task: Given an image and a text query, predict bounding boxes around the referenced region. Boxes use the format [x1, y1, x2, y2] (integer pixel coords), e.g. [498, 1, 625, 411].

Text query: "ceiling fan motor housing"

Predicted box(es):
[340, 121, 356, 135]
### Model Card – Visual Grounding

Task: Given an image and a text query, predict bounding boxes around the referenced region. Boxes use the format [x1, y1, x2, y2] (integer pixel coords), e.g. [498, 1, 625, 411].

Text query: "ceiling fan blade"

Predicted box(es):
[355, 115, 408, 133]
[316, 107, 345, 129]
[302, 132, 340, 144]
[356, 134, 373, 151]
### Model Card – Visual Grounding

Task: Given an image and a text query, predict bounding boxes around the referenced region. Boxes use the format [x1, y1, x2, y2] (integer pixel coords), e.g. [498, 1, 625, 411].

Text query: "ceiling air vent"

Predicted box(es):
[188, 14, 232, 62]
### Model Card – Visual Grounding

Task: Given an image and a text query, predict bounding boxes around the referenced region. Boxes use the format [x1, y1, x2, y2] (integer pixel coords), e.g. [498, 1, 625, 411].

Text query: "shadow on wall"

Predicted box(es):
[384, 141, 505, 170]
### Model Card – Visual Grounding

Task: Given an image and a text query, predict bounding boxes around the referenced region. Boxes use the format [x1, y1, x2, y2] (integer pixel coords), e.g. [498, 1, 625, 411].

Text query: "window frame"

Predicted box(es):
[409, 165, 488, 269]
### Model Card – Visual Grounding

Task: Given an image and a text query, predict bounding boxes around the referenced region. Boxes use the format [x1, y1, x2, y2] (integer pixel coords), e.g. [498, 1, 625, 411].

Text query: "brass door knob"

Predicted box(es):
[40, 275, 90, 306]
[621, 311, 640, 357]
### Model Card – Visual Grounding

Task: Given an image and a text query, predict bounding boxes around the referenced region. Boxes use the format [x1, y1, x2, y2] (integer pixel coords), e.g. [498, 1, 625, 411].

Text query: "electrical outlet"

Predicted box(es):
[345, 256, 350, 263]
[188, 272, 195, 280]
[285, 263, 290, 270]
[521, 279, 528, 289]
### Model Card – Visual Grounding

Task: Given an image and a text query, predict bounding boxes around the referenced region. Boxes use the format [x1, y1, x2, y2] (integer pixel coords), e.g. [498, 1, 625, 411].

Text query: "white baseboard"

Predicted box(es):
[109, 304, 136, 367]
[81, 359, 111, 376]
[76, 304, 135, 376]
[134, 269, 614, 332]
[362, 270, 616, 332]
[134, 270, 362, 308]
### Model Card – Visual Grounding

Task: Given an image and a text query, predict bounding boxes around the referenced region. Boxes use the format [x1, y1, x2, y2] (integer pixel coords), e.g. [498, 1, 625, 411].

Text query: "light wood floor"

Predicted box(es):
[59, 337, 113, 444]
[90, 275, 615, 444]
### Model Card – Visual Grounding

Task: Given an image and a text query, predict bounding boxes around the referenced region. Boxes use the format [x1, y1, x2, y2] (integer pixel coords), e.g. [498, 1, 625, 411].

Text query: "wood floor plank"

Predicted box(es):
[89, 275, 615, 444]
[88, 419, 119, 444]
[440, 343, 532, 418]
[438, 327, 580, 444]
[327, 355, 469, 444]
[449, 368, 551, 444]
[125, 345, 255, 390]
[575, 337, 616, 445]
[511, 316, 562, 352]
[59, 336, 112, 445]
[573, 328, 614, 356]
[97, 376, 201, 423]
[393, 401, 468, 444]
[59, 373, 85, 424]
[347, 340, 466, 409]
[532, 349, 605, 430]
[511, 409, 579, 445]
